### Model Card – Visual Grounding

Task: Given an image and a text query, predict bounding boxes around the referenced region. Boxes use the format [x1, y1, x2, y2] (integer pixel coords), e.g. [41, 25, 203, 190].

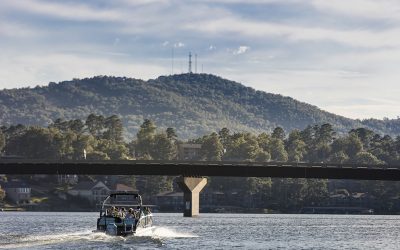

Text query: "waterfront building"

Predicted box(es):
[0, 180, 31, 204]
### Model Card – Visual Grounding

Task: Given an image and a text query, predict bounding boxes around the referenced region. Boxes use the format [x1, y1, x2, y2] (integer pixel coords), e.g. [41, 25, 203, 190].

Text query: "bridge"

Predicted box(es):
[1, 160, 400, 216]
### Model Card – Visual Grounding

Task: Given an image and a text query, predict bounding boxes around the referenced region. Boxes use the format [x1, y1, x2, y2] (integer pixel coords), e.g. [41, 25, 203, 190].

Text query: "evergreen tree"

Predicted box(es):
[152, 133, 177, 160]
[201, 132, 224, 160]
[272, 127, 285, 140]
[136, 119, 157, 156]
[103, 115, 123, 143]
[0, 129, 5, 153]
[85, 114, 105, 138]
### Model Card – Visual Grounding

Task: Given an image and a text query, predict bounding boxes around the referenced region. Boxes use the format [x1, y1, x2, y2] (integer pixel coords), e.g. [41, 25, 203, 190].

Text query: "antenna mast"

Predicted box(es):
[188, 52, 192, 73]
[195, 54, 197, 73]
[171, 47, 174, 75]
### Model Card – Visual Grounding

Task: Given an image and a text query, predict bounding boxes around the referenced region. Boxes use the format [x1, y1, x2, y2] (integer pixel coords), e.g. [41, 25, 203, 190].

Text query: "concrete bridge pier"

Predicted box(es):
[177, 177, 207, 217]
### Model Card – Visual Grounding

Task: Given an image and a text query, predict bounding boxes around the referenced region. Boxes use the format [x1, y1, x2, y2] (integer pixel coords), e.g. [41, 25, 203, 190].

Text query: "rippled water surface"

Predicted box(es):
[0, 212, 399, 249]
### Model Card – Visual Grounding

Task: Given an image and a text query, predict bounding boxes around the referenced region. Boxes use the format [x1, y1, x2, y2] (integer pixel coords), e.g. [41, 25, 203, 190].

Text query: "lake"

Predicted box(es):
[0, 212, 399, 249]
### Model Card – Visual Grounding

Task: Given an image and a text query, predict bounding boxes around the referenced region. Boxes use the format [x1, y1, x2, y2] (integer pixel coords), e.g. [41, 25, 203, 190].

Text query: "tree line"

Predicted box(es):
[1, 114, 400, 211]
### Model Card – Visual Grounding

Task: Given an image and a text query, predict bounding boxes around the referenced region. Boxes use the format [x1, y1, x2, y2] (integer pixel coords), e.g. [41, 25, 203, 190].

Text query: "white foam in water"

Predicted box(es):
[0, 230, 114, 249]
[135, 226, 197, 238]
[0, 227, 196, 249]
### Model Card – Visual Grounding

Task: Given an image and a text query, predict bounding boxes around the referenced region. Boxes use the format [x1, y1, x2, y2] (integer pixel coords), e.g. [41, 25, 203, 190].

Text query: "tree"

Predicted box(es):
[237, 134, 262, 160]
[136, 119, 157, 156]
[166, 127, 177, 140]
[152, 133, 177, 160]
[272, 127, 285, 140]
[218, 128, 231, 148]
[72, 134, 97, 159]
[103, 115, 123, 143]
[144, 176, 173, 196]
[286, 130, 306, 162]
[85, 114, 105, 138]
[0, 130, 5, 153]
[329, 151, 349, 163]
[315, 123, 335, 144]
[0, 187, 5, 201]
[245, 177, 272, 195]
[350, 128, 374, 150]
[255, 151, 271, 162]
[257, 133, 270, 152]
[346, 134, 363, 159]
[5, 127, 58, 159]
[96, 139, 129, 160]
[269, 138, 288, 161]
[300, 179, 329, 205]
[201, 132, 224, 160]
[353, 151, 383, 164]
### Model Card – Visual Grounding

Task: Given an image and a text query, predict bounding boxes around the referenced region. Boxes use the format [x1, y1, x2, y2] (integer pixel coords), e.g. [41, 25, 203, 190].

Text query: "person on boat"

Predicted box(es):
[125, 208, 134, 219]
[120, 207, 126, 218]
[111, 206, 119, 217]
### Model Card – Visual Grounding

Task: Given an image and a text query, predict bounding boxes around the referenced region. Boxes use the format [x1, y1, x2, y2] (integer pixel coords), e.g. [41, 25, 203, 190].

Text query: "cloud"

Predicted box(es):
[174, 42, 185, 48]
[233, 46, 250, 55]
[186, 17, 400, 48]
[0, 52, 168, 88]
[310, 0, 400, 22]
[1, 0, 122, 22]
[113, 38, 120, 46]
[2, 0, 400, 119]
[0, 21, 38, 37]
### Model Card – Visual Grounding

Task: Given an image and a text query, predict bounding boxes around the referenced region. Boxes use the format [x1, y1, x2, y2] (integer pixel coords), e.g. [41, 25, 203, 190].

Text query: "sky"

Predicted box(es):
[1, 0, 400, 120]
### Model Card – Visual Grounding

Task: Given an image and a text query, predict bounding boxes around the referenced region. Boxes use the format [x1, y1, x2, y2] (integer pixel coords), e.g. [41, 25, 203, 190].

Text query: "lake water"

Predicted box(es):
[0, 212, 399, 249]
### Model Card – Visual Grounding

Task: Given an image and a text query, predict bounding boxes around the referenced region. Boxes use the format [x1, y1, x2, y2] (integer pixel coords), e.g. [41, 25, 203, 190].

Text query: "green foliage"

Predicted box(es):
[152, 133, 177, 160]
[3, 113, 400, 211]
[0, 129, 5, 152]
[136, 119, 157, 156]
[269, 138, 288, 161]
[201, 132, 224, 160]
[300, 179, 329, 205]
[353, 151, 383, 164]
[272, 127, 285, 140]
[0, 187, 5, 201]
[1, 74, 400, 140]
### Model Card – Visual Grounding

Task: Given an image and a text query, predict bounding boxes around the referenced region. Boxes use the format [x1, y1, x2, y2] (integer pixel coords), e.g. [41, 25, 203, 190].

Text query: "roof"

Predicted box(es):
[0, 180, 30, 188]
[71, 181, 96, 190]
[113, 183, 136, 192]
[156, 191, 183, 197]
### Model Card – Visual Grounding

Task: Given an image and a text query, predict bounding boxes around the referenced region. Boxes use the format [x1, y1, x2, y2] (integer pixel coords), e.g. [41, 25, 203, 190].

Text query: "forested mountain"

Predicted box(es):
[0, 73, 399, 139]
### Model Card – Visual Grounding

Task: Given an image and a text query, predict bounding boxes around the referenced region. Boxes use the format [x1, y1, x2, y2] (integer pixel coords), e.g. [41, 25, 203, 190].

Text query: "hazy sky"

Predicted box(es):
[1, 0, 400, 120]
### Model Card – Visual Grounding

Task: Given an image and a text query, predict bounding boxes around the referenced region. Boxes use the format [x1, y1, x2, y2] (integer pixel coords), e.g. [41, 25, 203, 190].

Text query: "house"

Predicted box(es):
[1, 180, 31, 204]
[68, 181, 110, 205]
[111, 183, 137, 193]
[57, 174, 78, 185]
[156, 191, 183, 211]
[178, 143, 202, 160]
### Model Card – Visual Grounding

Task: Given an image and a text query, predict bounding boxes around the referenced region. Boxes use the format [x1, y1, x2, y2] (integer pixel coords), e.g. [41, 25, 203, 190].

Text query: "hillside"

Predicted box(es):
[0, 73, 399, 139]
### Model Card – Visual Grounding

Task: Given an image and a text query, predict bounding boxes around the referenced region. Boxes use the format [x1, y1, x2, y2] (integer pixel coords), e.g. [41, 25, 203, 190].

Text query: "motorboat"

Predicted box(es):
[95, 191, 153, 236]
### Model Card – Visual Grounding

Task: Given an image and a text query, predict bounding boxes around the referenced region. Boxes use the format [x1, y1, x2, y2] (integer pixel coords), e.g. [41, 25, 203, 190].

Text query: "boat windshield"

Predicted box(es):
[101, 192, 143, 213]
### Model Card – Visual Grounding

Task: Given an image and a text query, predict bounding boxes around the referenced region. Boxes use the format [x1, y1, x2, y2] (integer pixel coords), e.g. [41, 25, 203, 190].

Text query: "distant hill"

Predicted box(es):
[0, 73, 399, 139]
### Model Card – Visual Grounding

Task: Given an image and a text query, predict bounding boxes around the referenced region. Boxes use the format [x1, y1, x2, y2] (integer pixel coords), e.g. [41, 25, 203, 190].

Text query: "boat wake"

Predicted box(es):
[0, 227, 196, 249]
[135, 226, 198, 238]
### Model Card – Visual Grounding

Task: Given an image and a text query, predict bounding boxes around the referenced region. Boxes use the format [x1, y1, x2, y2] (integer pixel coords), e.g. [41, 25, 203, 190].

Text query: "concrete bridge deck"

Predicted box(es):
[0, 160, 400, 181]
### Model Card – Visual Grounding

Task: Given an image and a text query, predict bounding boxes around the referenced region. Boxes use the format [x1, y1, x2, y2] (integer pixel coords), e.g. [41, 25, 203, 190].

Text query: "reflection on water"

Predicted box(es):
[0, 212, 399, 249]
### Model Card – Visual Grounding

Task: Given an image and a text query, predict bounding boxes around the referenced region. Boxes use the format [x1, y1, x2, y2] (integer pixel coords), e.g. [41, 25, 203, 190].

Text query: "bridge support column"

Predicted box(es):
[177, 177, 207, 217]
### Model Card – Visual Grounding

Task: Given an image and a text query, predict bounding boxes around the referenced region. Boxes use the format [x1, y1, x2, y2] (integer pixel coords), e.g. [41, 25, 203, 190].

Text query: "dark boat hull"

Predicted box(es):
[96, 215, 153, 236]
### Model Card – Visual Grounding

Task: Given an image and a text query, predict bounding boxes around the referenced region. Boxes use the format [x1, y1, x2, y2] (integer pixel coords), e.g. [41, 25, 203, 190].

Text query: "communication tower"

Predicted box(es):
[188, 52, 192, 73]
[195, 54, 198, 73]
